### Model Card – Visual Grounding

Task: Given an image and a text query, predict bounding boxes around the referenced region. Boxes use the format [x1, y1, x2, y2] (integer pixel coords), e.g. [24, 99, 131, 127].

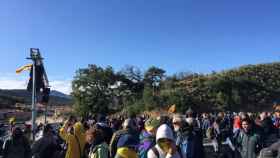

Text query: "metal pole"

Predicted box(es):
[44, 103, 47, 124]
[31, 60, 36, 141]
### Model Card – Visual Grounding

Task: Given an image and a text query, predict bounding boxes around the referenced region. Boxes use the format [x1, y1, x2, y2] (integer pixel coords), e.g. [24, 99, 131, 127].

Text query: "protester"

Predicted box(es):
[236, 118, 261, 158]
[139, 117, 160, 158]
[173, 114, 204, 158]
[115, 134, 139, 158]
[32, 124, 59, 158]
[2, 127, 31, 158]
[259, 112, 278, 147]
[201, 113, 211, 138]
[147, 124, 181, 158]
[233, 115, 241, 134]
[59, 116, 86, 158]
[87, 125, 109, 158]
[96, 114, 113, 145]
[110, 118, 139, 158]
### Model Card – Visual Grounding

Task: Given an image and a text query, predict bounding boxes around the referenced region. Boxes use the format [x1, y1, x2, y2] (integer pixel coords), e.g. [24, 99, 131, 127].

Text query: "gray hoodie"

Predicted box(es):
[147, 124, 181, 158]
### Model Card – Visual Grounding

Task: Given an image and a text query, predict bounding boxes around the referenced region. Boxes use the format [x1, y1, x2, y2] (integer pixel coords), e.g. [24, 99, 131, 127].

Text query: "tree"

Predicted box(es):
[118, 65, 144, 100]
[72, 65, 117, 116]
[144, 66, 166, 96]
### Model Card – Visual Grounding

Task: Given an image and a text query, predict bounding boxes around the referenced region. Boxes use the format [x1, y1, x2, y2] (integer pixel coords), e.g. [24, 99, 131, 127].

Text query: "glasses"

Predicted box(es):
[172, 122, 180, 125]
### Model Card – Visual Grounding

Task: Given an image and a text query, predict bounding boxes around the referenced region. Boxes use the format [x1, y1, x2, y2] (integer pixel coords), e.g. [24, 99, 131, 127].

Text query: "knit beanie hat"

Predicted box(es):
[145, 117, 160, 131]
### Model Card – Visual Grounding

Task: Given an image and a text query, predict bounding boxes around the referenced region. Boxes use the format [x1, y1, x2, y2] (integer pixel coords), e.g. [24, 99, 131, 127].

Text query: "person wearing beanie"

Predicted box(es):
[110, 118, 139, 158]
[114, 134, 139, 158]
[139, 117, 161, 158]
[147, 124, 181, 158]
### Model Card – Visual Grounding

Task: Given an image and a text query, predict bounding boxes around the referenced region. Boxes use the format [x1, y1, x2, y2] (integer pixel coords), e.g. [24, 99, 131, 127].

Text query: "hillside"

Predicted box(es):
[177, 62, 280, 112]
[0, 89, 73, 108]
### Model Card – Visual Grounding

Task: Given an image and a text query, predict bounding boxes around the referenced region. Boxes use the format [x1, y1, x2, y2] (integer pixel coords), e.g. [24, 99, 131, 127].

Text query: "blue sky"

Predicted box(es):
[0, 0, 280, 93]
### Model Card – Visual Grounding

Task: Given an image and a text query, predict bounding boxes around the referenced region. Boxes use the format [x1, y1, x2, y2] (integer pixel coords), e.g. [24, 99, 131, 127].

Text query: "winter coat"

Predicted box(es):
[147, 124, 181, 158]
[175, 130, 204, 158]
[88, 142, 109, 158]
[236, 130, 261, 158]
[32, 134, 59, 158]
[2, 136, 31, 158]
[139, 131, 156, 158]
[96, 122, 113, 144]
[59, 122, 86, 158]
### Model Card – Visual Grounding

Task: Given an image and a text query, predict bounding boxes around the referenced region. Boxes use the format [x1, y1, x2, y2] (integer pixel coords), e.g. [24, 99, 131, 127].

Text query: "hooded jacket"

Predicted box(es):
[59, 122, 86, 158]
[237, 130, 261, 158]
[147, 124, 181, 158]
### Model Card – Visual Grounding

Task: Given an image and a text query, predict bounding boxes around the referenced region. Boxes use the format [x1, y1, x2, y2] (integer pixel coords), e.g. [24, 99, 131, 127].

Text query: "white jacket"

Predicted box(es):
[147, 124, 181, 158]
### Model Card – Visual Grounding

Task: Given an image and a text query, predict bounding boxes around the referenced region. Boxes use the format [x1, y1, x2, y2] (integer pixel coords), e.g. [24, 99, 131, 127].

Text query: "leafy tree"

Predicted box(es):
[144, 66, 166, 96]
[72, 65, 116, 116]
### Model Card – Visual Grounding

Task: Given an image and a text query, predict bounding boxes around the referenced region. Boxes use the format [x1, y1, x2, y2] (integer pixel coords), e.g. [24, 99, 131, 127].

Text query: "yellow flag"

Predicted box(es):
[168, 104, 176, 113]
[16, 64, 32, 74]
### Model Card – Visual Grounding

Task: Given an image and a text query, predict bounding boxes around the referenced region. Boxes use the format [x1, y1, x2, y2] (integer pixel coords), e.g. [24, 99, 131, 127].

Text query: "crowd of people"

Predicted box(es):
[1, 108, 280, 158]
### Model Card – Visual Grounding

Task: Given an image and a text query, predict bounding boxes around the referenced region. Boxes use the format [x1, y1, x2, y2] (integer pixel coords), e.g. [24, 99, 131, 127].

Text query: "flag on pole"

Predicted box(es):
[16, 64, 32, 74]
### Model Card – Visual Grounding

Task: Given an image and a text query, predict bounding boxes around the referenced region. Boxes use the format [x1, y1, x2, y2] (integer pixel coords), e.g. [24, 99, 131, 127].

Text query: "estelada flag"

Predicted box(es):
[16, 64, 32, 74]
[168, 104, 176, 113]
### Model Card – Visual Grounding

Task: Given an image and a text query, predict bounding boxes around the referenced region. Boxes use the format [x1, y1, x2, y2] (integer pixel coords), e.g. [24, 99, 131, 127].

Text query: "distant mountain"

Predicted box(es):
[0, 89, 73, 107]
[50, 90, 71, 99]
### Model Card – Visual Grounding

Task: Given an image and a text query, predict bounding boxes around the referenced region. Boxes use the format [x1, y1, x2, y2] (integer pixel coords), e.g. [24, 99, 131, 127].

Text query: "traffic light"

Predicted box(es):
[40, 88, 50, 104]
[27, 64, 45, 92]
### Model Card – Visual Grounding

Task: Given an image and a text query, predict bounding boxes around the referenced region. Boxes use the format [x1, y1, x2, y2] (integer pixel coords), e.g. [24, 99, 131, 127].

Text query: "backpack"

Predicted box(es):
[139, 136, 155, 158]
[150, 145, 183, 158]
[89, 144, 109, 158]
[151, 147, 160, 158]
[110, 130, 130, 158]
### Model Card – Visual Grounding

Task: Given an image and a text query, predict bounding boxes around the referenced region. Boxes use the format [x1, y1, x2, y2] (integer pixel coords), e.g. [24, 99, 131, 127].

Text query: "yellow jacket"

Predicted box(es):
[59, 122, 86, 158]
[115, 147, 138, 158]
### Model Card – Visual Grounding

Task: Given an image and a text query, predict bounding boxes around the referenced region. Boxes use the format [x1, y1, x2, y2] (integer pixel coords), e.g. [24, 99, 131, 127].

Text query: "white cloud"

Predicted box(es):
[49, 80, 72, 94]
[0, 75, 72, 94]
[0, 79, 27, 89]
